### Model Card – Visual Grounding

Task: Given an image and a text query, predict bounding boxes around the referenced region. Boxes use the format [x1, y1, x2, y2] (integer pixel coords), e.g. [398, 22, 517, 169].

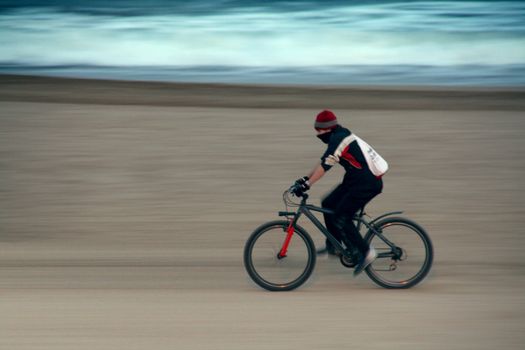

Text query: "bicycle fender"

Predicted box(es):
[369, 211, 404, 226]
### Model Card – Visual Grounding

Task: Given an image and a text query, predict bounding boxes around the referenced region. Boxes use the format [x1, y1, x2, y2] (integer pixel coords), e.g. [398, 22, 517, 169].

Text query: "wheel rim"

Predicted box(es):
[367, 222, 431, 287]
[249, 225, 312, 288]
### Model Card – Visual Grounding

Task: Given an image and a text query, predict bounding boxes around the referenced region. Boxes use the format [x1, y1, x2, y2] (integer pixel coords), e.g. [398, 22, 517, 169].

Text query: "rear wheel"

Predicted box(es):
[244, 220, 316, 291]
[364, 217, 433, 289]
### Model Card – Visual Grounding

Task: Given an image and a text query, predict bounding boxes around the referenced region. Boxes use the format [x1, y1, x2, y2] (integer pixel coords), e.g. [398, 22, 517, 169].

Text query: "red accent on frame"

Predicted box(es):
[279, 221, 295, 258]
[341, 146, 362, 169]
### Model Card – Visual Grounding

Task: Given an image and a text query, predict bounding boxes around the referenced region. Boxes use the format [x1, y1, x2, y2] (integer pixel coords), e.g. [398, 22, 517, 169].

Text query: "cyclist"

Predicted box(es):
[292, 110, 383, 276]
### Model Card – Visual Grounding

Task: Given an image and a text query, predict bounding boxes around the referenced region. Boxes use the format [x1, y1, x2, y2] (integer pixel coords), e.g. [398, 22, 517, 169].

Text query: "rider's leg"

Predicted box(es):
[334, 210, 369, 256]
[335, 185, 383, 275]
[334, 187, 381, 256]
[321, 184, 346, 254]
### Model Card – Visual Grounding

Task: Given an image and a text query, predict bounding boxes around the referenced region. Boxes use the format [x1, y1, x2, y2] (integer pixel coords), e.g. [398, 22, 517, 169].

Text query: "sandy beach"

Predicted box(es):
[1, 75, 524, 349]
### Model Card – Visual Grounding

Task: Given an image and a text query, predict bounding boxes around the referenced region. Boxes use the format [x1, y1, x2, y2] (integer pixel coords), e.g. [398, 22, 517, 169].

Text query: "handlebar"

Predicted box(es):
[283, 185, 309, 207]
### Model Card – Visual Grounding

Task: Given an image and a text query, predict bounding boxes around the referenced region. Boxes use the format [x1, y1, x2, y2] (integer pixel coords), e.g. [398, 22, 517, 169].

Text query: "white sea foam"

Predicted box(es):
[1, 2, 524, 67]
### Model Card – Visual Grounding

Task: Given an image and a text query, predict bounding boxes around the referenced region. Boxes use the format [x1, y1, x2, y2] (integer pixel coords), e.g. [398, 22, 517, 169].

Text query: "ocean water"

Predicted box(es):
[1, 0, 524, 86]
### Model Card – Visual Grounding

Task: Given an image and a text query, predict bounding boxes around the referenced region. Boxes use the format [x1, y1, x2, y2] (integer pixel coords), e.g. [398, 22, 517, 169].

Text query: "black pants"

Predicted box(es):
[322, 182, 382, 254]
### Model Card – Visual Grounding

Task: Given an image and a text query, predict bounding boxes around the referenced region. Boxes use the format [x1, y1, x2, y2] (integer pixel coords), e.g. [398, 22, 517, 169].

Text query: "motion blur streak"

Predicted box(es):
[1, 0, 525, 85]
[1, 1, 524, 349]
[1, 77, 525, 349]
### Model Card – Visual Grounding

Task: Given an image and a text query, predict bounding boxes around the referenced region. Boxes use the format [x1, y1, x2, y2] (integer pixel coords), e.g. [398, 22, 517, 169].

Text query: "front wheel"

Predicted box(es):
[244, 220, 316, 291]
[364, 217, 433, 289]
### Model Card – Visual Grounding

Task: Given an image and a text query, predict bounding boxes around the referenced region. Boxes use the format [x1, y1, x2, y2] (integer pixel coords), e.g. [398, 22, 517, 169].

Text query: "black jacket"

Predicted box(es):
[320, 125, 382, 190]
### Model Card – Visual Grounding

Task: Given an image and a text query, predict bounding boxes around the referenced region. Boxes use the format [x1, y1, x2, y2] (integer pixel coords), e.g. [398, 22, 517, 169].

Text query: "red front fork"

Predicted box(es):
[278, 220, 295, 258]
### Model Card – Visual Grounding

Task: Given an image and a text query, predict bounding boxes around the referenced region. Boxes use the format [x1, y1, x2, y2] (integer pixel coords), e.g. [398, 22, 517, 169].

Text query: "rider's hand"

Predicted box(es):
[295, 176, 311, 189]
[292, 176, 310, 196]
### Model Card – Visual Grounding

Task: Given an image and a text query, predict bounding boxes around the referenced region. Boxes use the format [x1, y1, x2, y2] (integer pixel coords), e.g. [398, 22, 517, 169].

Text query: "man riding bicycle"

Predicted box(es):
[292, 110, 384, 276]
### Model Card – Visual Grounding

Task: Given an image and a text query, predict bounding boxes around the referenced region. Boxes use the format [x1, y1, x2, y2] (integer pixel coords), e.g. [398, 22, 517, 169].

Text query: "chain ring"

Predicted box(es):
[340, 254, 357, 268]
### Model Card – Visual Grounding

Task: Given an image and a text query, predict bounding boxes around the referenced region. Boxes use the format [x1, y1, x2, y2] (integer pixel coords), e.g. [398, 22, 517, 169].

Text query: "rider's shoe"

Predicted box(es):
[316, 246, 328, 255]
[317, 241, 342, 257]
[353, 246, 377, 276]
[326, 243, 340, 256]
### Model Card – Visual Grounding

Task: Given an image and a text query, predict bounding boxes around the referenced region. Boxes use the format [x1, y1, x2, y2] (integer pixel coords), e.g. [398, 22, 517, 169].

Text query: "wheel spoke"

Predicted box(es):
[365, 218, 433, 289]
[244, 221, 316, 291]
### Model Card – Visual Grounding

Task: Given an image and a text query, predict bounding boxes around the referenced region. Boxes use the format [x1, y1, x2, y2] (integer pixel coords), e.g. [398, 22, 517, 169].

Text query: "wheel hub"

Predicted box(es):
[392, 246, 406, 261]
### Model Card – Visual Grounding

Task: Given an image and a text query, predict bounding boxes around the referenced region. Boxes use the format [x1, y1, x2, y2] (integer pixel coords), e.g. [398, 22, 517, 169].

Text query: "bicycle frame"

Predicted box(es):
[278, 193, 403, 259]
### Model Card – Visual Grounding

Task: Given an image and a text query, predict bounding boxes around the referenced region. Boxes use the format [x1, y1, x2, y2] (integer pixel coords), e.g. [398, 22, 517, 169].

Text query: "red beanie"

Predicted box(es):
[315, 110, 338, 130]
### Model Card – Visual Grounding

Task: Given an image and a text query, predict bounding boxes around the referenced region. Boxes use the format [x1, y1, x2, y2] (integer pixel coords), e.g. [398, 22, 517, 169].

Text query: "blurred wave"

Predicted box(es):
[1, 1, 524, 85]
[2, 63, 525, 86]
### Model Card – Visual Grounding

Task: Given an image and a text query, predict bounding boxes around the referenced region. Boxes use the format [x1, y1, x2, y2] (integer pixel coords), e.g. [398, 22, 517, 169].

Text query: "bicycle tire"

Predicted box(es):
[364, 217, 433, 289]
[244, 220, 316, 291]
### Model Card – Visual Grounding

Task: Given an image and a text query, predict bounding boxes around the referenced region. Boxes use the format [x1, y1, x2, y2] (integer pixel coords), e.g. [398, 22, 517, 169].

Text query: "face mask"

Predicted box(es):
[317, 132, 332, 144]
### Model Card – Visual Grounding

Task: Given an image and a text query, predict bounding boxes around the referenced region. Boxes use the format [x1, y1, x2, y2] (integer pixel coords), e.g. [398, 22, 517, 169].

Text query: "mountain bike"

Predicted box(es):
[243, 186, 433, 291]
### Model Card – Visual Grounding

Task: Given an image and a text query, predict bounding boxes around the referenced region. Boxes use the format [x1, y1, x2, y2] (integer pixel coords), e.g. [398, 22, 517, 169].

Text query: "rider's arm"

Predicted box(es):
[308, 133, 341, 187]
[307, 163, 326, 186]
[304, 131, 343, 188]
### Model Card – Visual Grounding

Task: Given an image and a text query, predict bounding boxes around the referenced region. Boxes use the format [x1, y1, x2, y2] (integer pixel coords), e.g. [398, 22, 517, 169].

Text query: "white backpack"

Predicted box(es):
[353, 134, 388, 177]
[331, 133, 389, 177]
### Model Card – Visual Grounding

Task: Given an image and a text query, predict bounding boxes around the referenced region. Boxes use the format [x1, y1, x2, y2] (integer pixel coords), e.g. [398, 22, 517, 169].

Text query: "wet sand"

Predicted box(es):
[1, 76, 524, 349]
